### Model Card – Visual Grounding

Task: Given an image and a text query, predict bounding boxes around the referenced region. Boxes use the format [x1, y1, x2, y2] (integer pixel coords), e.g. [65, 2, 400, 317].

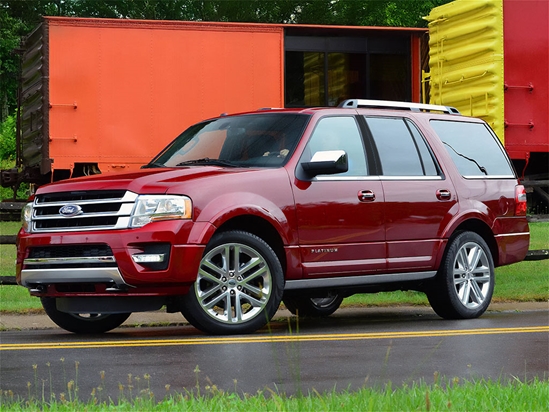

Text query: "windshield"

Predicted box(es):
[147, 113, 310, 168]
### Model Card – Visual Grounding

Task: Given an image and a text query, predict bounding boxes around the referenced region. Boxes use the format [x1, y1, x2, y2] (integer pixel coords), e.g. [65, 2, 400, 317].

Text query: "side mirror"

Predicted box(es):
[301, 150, 348, 177]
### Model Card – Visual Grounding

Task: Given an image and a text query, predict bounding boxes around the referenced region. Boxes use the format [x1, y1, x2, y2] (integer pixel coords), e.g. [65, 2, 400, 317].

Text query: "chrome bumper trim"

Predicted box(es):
[24, 256, 116, 265]
[20, 267, 132, 288]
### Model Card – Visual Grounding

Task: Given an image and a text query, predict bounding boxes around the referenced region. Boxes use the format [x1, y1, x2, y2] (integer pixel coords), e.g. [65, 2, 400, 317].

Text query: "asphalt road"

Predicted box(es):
[1, 306, 548, 400]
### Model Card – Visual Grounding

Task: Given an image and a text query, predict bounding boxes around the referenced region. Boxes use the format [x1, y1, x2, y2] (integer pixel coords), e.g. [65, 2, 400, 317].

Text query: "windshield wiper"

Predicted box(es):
[141, 162, 165, 169]
[443, 142, 488, 175]
[176, 158, 237, 167]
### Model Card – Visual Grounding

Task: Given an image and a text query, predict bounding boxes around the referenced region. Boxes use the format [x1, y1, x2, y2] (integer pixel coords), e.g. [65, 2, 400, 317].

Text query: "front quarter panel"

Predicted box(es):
[168, 168, 298, 246]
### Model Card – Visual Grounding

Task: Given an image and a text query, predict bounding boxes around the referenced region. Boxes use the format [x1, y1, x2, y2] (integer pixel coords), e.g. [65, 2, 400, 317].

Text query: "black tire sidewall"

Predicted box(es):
[41, 297, 130, 334]
[181, 230, 284, 335]
[283, 294, 343, 317]
[429, 231, 494, 319]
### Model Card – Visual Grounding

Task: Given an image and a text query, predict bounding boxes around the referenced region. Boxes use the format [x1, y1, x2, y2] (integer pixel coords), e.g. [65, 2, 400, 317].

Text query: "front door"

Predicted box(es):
[293, 115, 386, 277]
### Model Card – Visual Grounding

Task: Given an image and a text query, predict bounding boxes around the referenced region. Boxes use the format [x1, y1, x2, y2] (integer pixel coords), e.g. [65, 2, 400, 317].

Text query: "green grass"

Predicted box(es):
[528, 221, 549, 250]
[1, 363, 547, 411]
[1, 222, 548, 313]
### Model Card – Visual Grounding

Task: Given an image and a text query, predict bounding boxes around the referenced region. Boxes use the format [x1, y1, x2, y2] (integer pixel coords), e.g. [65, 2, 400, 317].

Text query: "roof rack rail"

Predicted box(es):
[338, 99, 460, 115]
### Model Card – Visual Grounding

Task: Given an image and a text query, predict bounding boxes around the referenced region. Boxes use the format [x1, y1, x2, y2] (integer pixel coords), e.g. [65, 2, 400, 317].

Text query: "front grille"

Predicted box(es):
[25, 244, 117, 269]
[31, 190, 137, 232]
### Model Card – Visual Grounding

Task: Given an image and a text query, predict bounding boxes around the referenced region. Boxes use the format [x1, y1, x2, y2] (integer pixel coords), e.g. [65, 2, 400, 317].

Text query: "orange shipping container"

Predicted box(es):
[24, 17, 285, 180]
[4, 17, 424, 190]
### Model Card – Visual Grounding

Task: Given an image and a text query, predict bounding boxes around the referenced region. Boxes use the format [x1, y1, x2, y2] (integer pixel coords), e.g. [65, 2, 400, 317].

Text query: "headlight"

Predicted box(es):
[21, 203, 34, 233]
[130, 195, 192, 228]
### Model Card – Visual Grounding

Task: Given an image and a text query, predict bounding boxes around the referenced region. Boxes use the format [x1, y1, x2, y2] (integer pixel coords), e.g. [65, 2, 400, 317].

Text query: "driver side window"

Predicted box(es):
[306, 116, 368, 176]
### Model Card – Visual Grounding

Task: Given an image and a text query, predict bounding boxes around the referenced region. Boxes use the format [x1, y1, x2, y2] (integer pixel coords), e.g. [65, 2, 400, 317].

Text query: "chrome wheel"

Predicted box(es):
[181, 231, 283, 334]
[283, 292, 343, 317]
[310, 294, 340, 308]
[452, 241, 491, 309]
[427, 231, 494, 320]
[197, 242, 272, 324]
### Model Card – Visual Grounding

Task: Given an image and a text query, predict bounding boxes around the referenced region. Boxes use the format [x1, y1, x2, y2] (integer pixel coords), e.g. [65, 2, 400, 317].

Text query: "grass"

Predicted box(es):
[1, 222, 548, 313]
[0, 361, 547, 411]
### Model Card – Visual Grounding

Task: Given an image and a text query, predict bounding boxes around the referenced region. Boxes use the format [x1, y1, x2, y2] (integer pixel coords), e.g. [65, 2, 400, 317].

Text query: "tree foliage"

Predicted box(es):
[0, 0, 451, 118]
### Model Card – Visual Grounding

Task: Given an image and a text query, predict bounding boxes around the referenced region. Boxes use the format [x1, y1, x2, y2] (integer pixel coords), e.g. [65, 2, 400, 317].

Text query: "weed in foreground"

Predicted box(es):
[1, 359, 548, 411]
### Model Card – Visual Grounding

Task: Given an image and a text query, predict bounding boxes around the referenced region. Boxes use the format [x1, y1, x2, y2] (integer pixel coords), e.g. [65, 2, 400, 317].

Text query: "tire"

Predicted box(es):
[283, 292, 343, 317]
[180, 230, 284, 335]
[427, 231, 494, 319]
[41, 297, 131, 334]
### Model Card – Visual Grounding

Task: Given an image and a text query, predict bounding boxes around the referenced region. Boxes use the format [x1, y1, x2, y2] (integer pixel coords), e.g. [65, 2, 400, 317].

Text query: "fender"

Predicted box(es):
[193, 191, 297, 246]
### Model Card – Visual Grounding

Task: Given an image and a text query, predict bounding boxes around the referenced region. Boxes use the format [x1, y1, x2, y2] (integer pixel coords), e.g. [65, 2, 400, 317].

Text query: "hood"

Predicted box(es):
[36, 167, 251, 195]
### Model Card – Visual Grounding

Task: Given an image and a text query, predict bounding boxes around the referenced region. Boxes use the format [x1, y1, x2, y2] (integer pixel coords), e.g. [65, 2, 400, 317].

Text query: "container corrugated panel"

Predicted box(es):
[426, 0, 504, 142]
[44, 17, 284, 176]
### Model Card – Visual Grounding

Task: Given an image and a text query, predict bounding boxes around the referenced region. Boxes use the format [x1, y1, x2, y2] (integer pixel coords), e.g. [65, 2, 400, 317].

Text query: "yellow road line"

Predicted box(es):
[1, 326, 548, 351]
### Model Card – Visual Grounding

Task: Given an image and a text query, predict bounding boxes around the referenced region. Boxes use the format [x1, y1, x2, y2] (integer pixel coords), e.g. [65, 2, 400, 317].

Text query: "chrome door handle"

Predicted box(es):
[436, 189, 452, 200]
[358, 190, 376, 202]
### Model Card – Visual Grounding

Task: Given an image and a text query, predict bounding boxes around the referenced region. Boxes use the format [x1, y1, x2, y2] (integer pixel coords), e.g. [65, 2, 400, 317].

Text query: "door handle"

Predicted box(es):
[358, 190, 376, 202]
[436, 189, 452, 200]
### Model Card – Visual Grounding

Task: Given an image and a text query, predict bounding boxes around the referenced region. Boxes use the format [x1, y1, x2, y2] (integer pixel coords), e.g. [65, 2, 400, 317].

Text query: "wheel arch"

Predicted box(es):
[216, 215, 287, 275]
[442, 218, 499, 267]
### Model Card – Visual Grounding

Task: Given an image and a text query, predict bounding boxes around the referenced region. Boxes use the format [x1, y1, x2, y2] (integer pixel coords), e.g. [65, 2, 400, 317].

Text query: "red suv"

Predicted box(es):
[16, 100, 530, 335]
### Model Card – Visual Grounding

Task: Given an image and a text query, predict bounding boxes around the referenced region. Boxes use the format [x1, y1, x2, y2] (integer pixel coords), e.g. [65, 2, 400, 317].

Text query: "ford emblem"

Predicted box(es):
[59, 204, 83, 217]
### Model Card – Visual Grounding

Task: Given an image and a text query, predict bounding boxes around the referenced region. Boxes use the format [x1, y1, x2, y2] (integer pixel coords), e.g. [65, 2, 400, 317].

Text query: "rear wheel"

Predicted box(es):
[41, 297, 131, 334]
[283, 292, 343, 317]
[427, 231, 494, 319]
[181, 231, 284, 335]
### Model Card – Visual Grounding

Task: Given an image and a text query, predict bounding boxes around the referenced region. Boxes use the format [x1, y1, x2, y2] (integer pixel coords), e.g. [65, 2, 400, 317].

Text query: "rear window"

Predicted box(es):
[430, 120, 515, 178]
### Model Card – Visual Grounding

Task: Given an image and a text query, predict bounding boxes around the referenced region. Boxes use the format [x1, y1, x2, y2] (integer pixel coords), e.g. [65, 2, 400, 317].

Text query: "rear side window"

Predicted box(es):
[364, 117, 439, 176]
[430, 120, 515, 177]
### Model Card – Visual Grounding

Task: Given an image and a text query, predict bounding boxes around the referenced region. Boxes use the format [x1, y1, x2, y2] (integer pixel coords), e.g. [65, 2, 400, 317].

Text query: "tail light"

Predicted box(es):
[515, 185, 527, 216]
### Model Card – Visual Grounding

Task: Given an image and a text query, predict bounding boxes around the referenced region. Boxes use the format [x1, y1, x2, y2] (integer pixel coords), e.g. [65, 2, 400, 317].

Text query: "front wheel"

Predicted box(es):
[427, 231, 494, 319]
[283, 292, 343, 317]
[41, 297, 131, 334]
[180, 231, 284, 335]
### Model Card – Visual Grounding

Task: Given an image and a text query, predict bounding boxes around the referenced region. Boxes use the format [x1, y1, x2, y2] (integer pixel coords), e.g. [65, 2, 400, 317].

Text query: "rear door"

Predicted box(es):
[293, 115, 386, 277]
[362, 115, 457, 272]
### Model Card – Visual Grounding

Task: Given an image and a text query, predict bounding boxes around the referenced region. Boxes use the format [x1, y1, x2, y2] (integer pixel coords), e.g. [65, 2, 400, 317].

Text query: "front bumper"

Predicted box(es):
[16, 220, 213, 296]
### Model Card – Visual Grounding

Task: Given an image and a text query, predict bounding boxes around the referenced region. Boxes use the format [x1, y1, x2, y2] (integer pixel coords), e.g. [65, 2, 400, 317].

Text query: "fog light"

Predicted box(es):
[132, 254, 166, 263]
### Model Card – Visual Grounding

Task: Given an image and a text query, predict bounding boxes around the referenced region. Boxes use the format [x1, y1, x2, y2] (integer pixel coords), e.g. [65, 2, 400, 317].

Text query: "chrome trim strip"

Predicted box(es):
[379, 176, 443, 181]
[24, 256, 116, 265]
[33, 191, 138, 206]
[494, 232, 530, 238]
[315, 175, 381, 181]
[315, 175, 443, 181]
[462, 175, 515, 179]
[284, 271, 437, 290]
[32, 203, 135, 220]
[20, 267, 132, 288]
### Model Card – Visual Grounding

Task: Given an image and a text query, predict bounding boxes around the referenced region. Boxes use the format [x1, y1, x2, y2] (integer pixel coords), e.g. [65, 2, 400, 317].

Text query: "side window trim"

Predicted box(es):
[361, 115, 442, 179]
[404, 118, 444, 178]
